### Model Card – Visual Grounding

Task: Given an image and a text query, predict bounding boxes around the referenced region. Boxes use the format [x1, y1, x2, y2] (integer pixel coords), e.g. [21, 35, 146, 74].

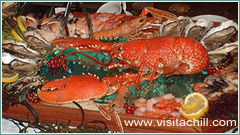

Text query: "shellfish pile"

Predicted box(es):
[2, 3, 238, 132]
[158, 16, 238, 66]
[23, 11, 238, 67]
[2, 31, 54, 76]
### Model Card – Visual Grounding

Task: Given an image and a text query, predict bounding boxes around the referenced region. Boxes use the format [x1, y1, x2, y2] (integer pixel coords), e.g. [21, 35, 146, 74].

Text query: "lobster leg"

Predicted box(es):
[136, 58, 167, 87]
[107, 61, 134, 70]
[99, 85, 128, 133]
[135, 63, 146, 90]
[140, 7, 178, 21]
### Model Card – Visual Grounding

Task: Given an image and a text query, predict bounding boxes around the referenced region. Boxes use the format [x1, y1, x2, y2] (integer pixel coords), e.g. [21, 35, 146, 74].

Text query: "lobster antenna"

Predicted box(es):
[62, 51, 113, 72]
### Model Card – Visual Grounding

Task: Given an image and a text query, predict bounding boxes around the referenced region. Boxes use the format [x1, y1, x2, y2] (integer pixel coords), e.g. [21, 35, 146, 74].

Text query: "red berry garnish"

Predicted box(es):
[50, 59, 55, 64]
[55, 63, 60, 67]
[33, 98, 39, 103]
[127, 106, 132, 110]
[60, 55, 65, 59]
[130, 106, 136, 111]
[47, 61, 51, 66]
[212, 68, 217, 73]
[217, 65, 226, 70]
[29, 92, 34, 97]
[57, 58, 61, 63]
[28, 97, 33, 103]
[207, 69, 212, 75]
[124, 103, 129, 108]
[126, 109, 133, 114]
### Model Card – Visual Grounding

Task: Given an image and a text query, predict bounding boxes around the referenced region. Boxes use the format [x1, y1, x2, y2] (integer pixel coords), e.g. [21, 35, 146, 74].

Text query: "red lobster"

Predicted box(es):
[40, 36, 209, 132]
[51, 36, 209, 86]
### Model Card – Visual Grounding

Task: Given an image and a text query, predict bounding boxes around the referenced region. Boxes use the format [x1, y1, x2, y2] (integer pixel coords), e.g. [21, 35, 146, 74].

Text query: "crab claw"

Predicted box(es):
[37, 75, 109, 104]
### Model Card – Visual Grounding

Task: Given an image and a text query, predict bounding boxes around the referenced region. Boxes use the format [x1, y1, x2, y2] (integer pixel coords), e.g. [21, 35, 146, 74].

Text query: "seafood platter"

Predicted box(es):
[2, 2, 238, 133]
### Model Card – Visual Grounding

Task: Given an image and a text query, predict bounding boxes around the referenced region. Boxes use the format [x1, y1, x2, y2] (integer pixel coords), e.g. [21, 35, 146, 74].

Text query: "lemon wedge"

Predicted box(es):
[180, 92, 209, 120]
[2, 72, 19, 83]
[17, 16, 27, 33]
[11, 29, 24, 42]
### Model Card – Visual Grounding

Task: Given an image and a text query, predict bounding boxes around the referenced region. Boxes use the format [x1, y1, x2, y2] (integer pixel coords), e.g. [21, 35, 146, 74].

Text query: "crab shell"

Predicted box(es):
[37, 75, 109, 104]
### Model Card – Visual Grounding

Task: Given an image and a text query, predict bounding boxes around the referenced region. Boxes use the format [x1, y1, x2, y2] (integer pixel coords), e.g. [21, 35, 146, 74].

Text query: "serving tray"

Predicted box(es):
[2, 103, 234, 133]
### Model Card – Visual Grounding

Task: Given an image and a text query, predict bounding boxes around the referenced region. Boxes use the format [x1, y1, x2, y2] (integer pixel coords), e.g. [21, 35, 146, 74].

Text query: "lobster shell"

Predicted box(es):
[112, 36, 209, 75]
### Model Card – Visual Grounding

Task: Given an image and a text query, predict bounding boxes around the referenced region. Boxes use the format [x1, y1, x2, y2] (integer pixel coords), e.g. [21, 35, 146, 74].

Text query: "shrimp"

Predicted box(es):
[146, 93, 175, 111]
[134, 97, 147, 107]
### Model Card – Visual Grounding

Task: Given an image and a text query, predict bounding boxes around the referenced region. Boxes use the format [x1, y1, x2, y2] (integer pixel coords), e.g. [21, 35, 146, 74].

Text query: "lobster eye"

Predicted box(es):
[118, 47, 123, 51]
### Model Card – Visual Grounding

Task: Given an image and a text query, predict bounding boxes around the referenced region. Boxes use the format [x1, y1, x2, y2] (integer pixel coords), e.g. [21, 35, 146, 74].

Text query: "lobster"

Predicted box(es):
[40, 36, 209, 132]
[51, 36, 209, 87]
[25, 7, 178, 41]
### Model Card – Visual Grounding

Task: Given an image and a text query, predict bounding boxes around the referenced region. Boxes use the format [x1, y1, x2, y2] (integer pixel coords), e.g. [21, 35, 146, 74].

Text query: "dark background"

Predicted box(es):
[24, 2, 238, 22]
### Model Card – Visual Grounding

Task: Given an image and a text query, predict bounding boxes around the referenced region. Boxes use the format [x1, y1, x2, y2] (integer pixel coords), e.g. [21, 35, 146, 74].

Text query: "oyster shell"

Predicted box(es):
[2, 37, 48, 76]
[201, 20, 238, 51]
[208, 41, 238, 55]
[160, 16, 190, 36]
[2, 40, 40, 58]
[184, 19, 214, 41]
[2, 2, 17, 18]
[209, 41, 238, 66]
[3, 75, 47, 96]
[2, 52, 41, 76]
[24, 31, 54, 56]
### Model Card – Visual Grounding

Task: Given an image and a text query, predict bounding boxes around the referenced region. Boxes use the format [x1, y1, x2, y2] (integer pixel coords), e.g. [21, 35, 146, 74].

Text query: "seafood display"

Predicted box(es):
[25, 6, 178, 41]
[2, 2, 238, 133]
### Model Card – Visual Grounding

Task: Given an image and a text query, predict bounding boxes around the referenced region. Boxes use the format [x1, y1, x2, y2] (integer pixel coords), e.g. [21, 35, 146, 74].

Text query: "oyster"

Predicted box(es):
[209, 41, 238, 66]
[184, 18, 214, 41]
[2, 40, 40, 58]
[3, 75, 47, 102]
[2, 52, 41, 76]
[160, 16, 190, 36]
[2, 2, 17, 19]
[201, 20, 238, 51]
[2, 36, 51, 76]
[24, 31, 54, 56]
[209, 41, 238, 55]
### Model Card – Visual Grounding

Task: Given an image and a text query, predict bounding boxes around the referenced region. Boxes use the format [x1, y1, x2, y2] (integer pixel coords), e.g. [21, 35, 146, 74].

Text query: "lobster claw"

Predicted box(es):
[37, 77, 70, 104]
[37, 75, 109, 104]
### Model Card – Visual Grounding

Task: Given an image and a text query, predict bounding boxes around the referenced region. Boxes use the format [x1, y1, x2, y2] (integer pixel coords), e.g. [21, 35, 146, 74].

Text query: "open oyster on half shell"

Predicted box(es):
[160, 16, 190, 36]
[208, 41, 238, 66]
[183, 18, 214, 41]
[201, 20, 238, 51]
